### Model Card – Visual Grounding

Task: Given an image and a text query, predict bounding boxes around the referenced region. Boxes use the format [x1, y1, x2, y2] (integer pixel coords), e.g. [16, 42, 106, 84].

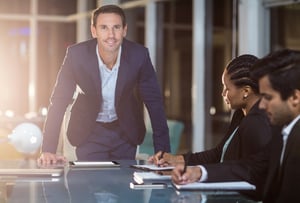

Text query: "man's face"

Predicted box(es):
[258, 75, 294, 126]
[91, 13, 127, 54]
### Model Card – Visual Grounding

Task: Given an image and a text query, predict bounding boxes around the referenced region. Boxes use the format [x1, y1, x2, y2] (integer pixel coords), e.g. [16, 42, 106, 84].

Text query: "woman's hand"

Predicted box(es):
[148, 151, 184, 166]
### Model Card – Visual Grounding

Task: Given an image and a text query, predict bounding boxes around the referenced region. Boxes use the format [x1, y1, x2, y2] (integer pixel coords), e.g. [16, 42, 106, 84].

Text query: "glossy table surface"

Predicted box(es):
[0, 159, 258, 203]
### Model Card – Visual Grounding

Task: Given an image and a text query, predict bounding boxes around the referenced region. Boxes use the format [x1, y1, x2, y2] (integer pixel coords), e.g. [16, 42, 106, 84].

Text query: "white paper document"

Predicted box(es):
[131, 164, 174, 171]
[133, 171, 171, 184]
[173, 181, 256, 191]
[0, 168, 63, 177]
[129, 182, 168, 190]
[69, 161, 120, 168]
[0, 160, 64, 177]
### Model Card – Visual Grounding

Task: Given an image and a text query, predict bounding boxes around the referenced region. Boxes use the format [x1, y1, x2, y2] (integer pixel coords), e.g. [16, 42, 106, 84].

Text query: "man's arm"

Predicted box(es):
[40, 47, 77, 159]
[139, 48, 170, 153]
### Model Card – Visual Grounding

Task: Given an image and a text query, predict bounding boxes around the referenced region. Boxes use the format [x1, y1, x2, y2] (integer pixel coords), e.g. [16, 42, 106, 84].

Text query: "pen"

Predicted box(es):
[159, 151, 165, 160]
[158, 151, 164, 167]
[182, 152, 191, 175]
[182, 163, 187, 175]
[130, 165, 151, 171]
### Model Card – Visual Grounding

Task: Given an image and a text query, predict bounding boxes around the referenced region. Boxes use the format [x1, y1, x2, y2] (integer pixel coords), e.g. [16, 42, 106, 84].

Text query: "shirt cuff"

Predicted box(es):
[198, 165, 208, 182]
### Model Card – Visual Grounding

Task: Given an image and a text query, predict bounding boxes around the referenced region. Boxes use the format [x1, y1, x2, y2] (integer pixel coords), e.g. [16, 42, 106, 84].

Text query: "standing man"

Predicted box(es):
[38, 4, 170, 163]
[172, 49, 300, 202]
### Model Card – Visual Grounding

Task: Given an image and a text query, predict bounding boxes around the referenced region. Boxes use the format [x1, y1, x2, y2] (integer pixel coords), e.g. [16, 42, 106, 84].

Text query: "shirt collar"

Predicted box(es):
[282, 114, 300, 137]
[96, 45, 122, 70]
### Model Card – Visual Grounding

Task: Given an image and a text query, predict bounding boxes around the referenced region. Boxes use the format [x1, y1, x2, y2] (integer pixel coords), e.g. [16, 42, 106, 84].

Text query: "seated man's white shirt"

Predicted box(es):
[198, 165, 208, 182]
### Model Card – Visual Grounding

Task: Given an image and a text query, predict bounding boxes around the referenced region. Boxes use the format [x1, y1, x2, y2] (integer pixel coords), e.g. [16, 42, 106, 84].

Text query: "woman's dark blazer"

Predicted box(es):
[185, 100, 272, 165]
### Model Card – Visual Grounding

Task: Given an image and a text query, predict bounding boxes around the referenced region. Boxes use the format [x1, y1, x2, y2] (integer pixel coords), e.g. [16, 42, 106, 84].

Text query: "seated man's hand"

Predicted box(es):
[172, 164, 202, 185]
[37, 152, 67, 167]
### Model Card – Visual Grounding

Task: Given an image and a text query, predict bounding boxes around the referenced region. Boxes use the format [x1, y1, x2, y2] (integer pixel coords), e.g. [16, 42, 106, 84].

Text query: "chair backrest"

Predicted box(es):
[167, 120, 184, 154]
[138, 119, 184, 155]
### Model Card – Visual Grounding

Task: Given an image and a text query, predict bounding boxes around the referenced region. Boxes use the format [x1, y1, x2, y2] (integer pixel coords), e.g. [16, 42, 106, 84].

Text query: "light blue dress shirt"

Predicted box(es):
[95, 45, 122, 123]
[280, 114, 300, 165]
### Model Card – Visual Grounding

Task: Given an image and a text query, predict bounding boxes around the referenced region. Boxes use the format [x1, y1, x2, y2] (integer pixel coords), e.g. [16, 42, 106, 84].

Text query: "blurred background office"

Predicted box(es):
[0, 0, 300, 158]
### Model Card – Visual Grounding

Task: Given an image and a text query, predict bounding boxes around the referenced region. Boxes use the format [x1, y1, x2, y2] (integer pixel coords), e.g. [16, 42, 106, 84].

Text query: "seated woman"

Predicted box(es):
[149, 54, 272, 167]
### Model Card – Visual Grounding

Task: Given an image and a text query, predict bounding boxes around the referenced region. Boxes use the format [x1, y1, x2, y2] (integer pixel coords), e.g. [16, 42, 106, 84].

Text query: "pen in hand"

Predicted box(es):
[158, 151, 165, 167]
[159, 151, 165, 160]
[181, 162, 187, 176]
[181, 152, 191, 175]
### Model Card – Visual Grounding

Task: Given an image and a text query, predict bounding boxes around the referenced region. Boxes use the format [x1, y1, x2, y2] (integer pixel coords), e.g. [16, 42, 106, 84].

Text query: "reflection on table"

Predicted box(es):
[0, 160, 258, 203]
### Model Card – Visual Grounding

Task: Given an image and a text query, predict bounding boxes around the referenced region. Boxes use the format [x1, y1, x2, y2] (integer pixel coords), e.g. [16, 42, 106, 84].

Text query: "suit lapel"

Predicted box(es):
[281, 119, 300, 165]
[87, 39, 101, 98]
[88, 38, 132, 106]
[115, 43, 131, 107]
[263, 132, 282, 197]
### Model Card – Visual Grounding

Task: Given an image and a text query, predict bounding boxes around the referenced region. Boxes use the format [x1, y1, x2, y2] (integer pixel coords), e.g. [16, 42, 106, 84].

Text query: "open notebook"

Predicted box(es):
[0, 160, 64, 177]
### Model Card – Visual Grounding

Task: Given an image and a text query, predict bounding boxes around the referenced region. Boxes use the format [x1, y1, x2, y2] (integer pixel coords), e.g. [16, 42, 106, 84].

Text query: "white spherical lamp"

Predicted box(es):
[8, 123, 43, 154]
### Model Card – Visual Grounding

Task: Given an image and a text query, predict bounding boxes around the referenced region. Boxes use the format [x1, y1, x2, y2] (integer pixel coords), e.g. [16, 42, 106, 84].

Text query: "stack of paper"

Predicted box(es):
[172, 181, 256, 191]
[133, 171, 171, 184]
[131, 164, 174, 171]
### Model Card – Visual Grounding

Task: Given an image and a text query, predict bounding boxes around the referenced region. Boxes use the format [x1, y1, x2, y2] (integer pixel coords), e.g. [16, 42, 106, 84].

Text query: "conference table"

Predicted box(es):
[0, 159, 258, 203]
